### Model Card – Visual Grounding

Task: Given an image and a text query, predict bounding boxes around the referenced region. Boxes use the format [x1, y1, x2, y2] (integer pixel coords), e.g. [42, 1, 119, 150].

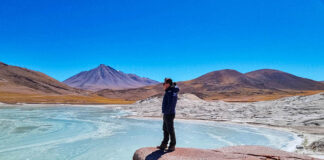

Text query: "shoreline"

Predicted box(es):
[0, 103, 130, 108]
[126, 116, 303, 149]
[125, 115, 324, 159]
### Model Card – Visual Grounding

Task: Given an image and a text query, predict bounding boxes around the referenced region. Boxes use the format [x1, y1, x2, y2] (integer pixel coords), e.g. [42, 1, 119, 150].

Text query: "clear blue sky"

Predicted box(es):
[1, 0, 323, 82]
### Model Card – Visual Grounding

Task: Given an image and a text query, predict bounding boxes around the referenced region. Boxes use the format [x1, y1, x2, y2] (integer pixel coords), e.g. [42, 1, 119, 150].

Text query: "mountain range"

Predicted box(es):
[97, 69, 324, 101]
[63, 64, 159, 91]
[0, 62, 133, 104]
[1, 61, 324, 103]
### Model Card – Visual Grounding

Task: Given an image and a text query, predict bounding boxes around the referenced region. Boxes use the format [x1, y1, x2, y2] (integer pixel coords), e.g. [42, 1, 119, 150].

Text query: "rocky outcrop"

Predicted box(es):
[133, 146, 318, 160]
[309, 138, 324, 152]
[125, 93, 324, 129]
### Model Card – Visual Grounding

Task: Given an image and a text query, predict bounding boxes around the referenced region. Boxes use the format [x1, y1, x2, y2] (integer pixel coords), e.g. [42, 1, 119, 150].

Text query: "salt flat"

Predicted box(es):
[123, 92, 324, 158]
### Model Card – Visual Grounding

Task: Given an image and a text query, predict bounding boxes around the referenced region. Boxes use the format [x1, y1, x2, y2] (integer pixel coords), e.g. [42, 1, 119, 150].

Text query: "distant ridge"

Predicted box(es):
[0, 62, 80, 94]
[0, 62, 134, 104]
[97, 69, 324, 101]
[1, 62, 323, 103]
[63, 64, 159, 91]
[245, 69, 324, 90]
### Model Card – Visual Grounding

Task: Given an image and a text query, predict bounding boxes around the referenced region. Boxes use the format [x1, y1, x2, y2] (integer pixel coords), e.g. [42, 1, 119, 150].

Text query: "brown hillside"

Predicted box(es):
[0, 62, 133, 104]
[96, 69, 324, 102]
[245, 69, 324, 90]
[0, 62, 80, 95]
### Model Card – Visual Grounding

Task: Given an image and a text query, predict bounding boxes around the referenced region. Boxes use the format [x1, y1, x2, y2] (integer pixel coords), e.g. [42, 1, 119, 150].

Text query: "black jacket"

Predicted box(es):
[162, 86, 179, 114]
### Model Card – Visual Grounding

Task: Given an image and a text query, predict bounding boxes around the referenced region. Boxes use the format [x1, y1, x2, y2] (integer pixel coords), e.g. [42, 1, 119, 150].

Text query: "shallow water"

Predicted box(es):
[0, 105, 300, 160]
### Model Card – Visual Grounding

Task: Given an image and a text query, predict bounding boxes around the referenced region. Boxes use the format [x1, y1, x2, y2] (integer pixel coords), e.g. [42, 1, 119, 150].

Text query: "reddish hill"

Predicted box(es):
[245, 69, 324, 90]
[96, 69, 324, 101]
[180, 69, 266, 91]
[0, 62, 80, 95]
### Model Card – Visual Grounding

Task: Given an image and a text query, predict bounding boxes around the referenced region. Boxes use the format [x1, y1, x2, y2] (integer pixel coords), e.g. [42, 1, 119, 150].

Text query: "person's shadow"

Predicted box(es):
[145, 149, 169, 160]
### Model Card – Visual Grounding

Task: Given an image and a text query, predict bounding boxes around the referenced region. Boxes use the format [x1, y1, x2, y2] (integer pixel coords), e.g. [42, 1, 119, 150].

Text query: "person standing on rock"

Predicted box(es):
[157, 78, 179, 152]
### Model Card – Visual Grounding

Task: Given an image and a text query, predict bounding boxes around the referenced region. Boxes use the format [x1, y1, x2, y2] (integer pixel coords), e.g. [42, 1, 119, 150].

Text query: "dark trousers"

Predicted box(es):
[161, 114, 176, 146]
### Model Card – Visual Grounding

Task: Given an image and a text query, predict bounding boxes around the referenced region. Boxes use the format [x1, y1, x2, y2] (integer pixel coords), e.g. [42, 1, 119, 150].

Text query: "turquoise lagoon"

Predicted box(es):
[0, 105, 301, 160]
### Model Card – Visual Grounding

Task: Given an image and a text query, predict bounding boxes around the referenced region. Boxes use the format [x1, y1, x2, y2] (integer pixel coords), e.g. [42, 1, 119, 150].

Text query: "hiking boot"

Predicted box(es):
[156, 144, 167, 150]
[167, 145, 175, 152]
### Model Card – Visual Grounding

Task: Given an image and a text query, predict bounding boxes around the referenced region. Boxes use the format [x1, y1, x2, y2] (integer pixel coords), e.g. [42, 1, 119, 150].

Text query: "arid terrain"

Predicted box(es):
[1, 62, 324, 104]
[97, 69, 324, 102]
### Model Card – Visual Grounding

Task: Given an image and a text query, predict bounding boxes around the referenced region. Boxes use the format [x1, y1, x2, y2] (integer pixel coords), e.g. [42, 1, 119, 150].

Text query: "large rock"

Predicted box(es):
[133, 146, 318, 160]
[309, 138, 324, 152]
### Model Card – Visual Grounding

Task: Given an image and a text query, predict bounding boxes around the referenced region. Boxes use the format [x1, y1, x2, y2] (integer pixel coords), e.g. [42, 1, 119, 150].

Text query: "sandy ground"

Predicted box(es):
[121, 93, 324, 159]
